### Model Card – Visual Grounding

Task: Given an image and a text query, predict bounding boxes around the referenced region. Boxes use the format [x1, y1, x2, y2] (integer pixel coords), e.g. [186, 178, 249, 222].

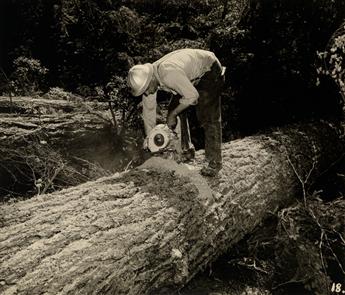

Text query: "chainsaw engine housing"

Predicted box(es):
[145, 123, 183, 160]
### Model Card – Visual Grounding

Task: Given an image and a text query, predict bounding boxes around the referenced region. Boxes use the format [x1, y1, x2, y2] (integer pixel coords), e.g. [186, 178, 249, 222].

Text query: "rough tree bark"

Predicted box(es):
[0, 121, 343, 295]
[0, 112, 112, 146]
[0, 96, 114, 154]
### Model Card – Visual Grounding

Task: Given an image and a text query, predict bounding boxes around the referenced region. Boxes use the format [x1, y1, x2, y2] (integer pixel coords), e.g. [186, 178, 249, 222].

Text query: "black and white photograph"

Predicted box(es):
[0, 0, 345, 294]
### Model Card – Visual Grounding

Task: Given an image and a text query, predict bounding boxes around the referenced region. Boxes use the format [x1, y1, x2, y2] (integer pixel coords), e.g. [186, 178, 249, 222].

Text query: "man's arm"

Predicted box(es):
[142, 92, 157, 135]
[167, 103, 189, 129]
[160, 68, 199, 129]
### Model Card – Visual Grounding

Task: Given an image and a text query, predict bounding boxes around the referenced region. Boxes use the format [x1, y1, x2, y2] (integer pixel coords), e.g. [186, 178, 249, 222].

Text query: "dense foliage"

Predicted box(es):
[318, 21, 345, 109]
[2, 0, 345, 140]
[211, 0, 345, 135]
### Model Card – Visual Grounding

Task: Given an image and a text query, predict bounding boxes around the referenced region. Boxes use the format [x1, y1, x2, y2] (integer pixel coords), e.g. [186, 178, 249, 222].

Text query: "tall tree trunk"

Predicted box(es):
[221, 0, 228, 19]
[0, 121, 343, 295]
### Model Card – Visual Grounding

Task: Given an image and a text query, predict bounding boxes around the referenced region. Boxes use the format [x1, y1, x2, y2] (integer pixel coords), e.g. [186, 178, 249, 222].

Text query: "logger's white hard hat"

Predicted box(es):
[128, 63, 154, 96]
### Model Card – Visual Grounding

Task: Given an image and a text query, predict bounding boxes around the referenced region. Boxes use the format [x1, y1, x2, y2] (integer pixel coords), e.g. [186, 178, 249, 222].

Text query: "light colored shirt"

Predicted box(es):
[142, 49, 221, 135]
[154, 48, 221, 105]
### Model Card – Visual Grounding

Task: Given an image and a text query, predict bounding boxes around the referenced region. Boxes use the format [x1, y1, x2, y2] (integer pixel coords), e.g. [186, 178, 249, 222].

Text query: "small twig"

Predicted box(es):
[272, 278, 306, 290]
[0, 68, 14, 110]
[123, 104, 138, 125]
[304, 159, 316, 184]
[0, 162, 18, 183]
[241, 259, 269, 274]
[337, 232, 345, 245]
[41, 164, 65, 195]
[108, 100, 119, 134]
[0, 67, 9, 81]
[285, 153, 308, 206]
[308, 206, 345, 276]
[326, 235, 345, 276]
[25, 157, 39, 195]
[319, 230, 327, 274]
[311, 152, 345, 186]
[72, 156, 111, 177]
[124, 159, 133, 172]
[284, 140, 318, 207]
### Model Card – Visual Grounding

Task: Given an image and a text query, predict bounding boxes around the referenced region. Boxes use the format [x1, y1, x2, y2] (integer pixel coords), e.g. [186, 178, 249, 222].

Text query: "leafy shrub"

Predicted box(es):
[11, 56, 48, 95]
[105, 75, 143, 134]
[45, 87, 77, 101]
[317, 22, 345, 111]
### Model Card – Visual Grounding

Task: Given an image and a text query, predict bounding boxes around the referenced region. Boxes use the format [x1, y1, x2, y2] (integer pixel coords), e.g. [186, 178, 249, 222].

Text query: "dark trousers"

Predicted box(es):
[167, 62, 224, 168]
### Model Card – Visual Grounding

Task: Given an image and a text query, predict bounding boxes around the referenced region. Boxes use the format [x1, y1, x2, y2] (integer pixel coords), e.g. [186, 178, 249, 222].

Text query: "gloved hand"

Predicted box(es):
[167, 113, 177, 130]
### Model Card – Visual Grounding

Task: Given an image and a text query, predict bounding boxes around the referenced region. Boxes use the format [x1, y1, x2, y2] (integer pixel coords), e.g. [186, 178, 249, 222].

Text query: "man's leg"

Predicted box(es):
[196, 62, 224, 175]
[179, 112, 191, 151]
[204, 110, 222, 169]
[196, 92, 222, 170]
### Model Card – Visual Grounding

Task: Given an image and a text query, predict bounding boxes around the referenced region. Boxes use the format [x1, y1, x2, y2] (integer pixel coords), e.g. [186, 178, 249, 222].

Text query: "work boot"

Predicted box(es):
[182, 147, 195, 162]
[200, 162, 221, 177]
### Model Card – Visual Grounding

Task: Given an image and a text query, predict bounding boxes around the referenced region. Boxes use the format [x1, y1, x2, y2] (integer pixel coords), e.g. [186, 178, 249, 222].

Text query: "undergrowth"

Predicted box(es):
[0, 140, 90, 201]
[220, 194, 345, 295]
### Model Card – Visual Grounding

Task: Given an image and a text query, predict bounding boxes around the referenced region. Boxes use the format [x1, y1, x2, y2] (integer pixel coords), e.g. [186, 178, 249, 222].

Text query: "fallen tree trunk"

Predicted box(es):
[0, 112, 112, 144]
[0, 111, 118, 197]
[0, 96, 107, 114]
[0, 99, 146, 198]
[0, 96, 114, 158]
[0, 121, 343, 294]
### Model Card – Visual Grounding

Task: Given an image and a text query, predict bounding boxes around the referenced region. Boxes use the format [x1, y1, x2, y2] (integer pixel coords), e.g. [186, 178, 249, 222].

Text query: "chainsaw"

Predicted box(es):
[143, 123, 182, 160]
[143, 114, 195, 162]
